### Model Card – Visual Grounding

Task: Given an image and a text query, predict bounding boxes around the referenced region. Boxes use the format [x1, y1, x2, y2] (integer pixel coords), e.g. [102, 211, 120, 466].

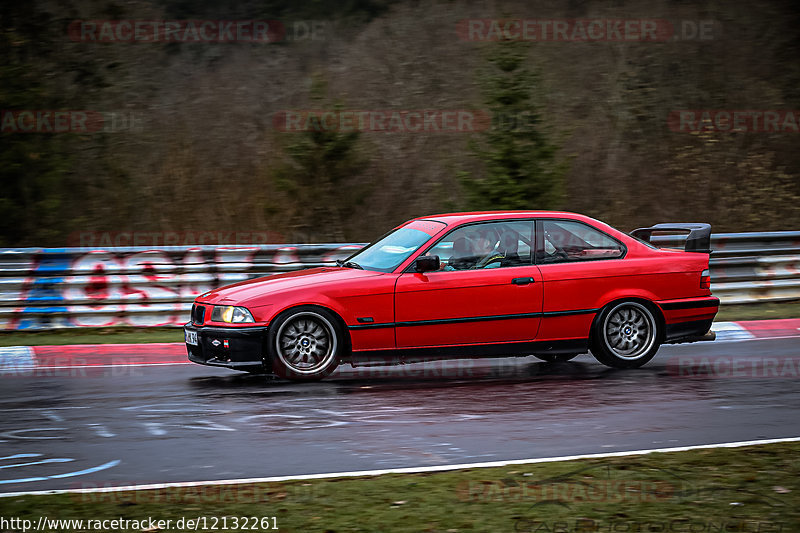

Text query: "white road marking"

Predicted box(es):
[0, 436, 798, 498]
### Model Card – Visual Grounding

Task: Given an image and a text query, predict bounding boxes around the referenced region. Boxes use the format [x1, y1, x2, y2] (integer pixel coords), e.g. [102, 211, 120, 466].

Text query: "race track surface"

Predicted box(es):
[1, 338, 799, 494]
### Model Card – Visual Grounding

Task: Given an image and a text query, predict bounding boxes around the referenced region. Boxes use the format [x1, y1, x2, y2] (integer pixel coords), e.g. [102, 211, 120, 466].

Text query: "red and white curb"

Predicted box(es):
[712, 318, 800, 342]
[0, 318, 799, 374]
[0, 343, 186, 375]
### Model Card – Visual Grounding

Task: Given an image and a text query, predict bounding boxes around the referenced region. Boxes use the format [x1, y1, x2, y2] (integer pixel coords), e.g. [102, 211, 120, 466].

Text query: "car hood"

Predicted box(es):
[196, 267, 384, 306]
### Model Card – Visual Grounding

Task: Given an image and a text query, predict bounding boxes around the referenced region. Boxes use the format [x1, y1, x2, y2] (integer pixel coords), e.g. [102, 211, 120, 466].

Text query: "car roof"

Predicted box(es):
[410, 211, 597, 226]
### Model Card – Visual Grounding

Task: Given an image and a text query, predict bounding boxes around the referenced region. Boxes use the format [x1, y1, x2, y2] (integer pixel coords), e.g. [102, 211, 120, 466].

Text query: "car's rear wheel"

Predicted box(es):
[534, 354, 579, 363]
[268, 307, 341, 380]
[590, 301, 661, 369]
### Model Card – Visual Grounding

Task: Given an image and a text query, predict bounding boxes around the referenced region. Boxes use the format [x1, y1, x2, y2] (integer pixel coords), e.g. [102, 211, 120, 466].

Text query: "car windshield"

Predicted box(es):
[345, 220, 445, 272]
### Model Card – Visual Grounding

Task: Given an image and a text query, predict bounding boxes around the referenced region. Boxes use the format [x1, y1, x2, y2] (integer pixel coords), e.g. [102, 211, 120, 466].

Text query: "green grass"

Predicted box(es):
[0, 327, 182, 347]
[0, 442, 797, 532]
[715, 300, 800, 321]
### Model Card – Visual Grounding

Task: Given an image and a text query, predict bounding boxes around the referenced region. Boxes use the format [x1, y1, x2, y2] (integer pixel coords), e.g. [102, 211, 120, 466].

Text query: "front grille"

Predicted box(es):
[192, 304, 206, 325]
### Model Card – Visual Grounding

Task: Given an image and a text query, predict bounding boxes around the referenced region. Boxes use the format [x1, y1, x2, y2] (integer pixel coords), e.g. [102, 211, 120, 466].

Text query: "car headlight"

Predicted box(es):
[211, 305, 255, 323]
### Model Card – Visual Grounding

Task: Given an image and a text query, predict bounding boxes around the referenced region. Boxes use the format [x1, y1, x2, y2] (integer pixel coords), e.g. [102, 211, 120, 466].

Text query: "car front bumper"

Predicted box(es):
[184, 322, 268, 372]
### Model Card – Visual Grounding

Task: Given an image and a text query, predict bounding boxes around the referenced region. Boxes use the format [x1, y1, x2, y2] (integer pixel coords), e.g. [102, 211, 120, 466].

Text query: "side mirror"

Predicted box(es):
[415, 255, 440, 273]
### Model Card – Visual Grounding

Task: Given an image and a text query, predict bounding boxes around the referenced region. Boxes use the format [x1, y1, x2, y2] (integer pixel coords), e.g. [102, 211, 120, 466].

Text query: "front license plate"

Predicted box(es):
[185, 329, 198, 345]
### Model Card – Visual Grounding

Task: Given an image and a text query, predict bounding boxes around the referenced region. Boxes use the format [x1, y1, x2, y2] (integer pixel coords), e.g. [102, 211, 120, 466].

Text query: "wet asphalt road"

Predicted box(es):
[0, 337, 798, 494]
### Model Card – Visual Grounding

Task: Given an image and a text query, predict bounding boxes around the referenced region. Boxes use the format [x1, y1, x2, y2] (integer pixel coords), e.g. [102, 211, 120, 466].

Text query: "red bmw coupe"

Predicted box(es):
[185, 212, 718, 380]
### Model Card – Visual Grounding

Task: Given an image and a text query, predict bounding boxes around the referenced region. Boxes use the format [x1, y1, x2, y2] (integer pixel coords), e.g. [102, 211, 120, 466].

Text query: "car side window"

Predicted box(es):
[538, 220, 624, 264]
[428, 221, 533, 271]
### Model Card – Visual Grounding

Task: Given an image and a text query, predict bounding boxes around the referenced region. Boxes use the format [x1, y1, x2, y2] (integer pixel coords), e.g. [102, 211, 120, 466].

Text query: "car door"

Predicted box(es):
[394, 220, 542, 348]
[534, 218, 628, 341]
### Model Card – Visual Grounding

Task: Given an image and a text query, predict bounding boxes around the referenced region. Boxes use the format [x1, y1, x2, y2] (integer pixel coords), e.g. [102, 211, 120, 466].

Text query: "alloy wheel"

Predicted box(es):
[602, 302, 657, 360]
[275, 312, 338, 375]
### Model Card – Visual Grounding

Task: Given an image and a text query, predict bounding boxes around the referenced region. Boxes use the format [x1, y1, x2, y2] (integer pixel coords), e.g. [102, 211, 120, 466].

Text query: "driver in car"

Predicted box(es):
[472, 229, 505, 269]
[445, 236, 474, 270]
[444, 228, 507, 270]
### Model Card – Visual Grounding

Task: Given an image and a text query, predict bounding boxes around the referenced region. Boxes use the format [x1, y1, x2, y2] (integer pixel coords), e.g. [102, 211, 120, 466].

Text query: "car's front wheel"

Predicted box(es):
[590, 301, 661, 369]
[268, 307, 342, 380]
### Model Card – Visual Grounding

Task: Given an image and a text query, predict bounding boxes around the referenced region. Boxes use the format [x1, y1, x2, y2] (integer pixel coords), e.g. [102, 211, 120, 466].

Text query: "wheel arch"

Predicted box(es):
[589, 296, 666, 345]
[266, 303, 353, 357]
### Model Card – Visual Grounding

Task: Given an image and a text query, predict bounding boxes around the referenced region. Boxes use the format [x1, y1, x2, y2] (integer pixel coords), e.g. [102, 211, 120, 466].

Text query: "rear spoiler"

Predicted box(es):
[630, 223, 712, 254]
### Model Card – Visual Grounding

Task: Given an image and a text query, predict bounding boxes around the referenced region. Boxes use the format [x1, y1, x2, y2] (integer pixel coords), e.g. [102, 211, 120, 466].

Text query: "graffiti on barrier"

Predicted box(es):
[0, 245, 362, 330]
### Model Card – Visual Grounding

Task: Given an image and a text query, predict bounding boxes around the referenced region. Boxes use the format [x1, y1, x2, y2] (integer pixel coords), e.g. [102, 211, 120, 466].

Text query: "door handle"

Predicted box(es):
[512, 277, 535, 285]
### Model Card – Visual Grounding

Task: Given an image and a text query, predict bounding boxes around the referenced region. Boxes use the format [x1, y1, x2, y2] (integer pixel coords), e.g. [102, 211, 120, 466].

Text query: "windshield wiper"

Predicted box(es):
[336, 260, 363, 270]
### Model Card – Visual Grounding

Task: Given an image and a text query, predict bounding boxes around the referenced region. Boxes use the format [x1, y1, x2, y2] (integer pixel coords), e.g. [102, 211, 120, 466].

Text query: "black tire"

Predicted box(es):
[590, 300, 661, 369]
[267, 306, 342, 381]
[534, 354, 579, 363]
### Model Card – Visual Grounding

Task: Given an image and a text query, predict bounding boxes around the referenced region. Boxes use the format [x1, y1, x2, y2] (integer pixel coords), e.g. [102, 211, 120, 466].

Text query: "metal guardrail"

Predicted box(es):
[0, 245, 364, 330]
[0, 231, 798, 330]
[652, 231, 800, 305]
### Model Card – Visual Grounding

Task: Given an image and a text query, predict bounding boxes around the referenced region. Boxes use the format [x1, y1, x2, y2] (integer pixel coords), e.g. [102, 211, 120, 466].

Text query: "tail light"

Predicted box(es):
[700, 269, 711, 289]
